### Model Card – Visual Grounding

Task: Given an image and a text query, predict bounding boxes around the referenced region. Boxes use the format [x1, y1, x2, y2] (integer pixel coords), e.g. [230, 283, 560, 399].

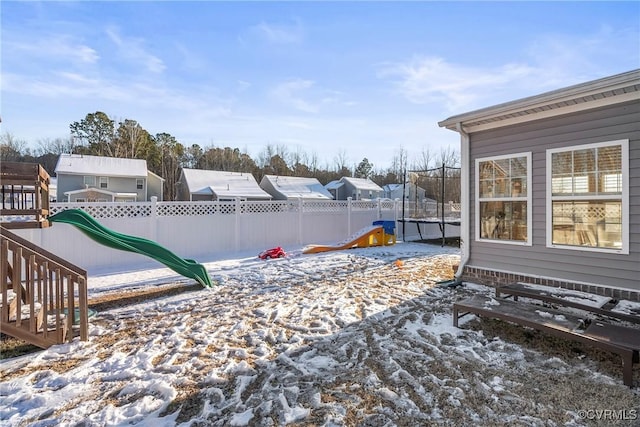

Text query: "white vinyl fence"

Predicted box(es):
[11, 198, 460, 275]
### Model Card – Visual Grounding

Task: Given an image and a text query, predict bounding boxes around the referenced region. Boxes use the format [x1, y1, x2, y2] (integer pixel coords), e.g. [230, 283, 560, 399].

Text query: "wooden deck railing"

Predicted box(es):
[1, 162, 51, 228]
[1, 227, 88, 348]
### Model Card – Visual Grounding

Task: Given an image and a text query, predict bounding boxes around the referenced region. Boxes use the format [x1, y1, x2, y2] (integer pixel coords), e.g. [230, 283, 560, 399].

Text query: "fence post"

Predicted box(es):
[150, 196, 158, 241]
[235, 198, 241, 252]
[347, 197, 352, 237]
[394, 199, 400, 241]
[298, 198, 304, 245]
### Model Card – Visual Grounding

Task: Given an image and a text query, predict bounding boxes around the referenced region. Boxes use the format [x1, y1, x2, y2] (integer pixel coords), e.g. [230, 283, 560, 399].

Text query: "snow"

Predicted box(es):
[1, 242, 639, 426]
[517, 282, 612, 308]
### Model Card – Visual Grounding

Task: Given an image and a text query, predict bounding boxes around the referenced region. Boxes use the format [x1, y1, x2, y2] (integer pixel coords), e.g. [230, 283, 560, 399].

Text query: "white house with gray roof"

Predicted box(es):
[176, 168, 272, 201]
[259, 175, 333, 200]
[55, 154, 164, 202]
[326, 177, 384, 200]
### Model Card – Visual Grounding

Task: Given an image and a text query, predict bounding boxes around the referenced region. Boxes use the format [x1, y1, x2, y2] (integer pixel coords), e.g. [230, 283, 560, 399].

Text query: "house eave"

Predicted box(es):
[438, 69, 640, 133]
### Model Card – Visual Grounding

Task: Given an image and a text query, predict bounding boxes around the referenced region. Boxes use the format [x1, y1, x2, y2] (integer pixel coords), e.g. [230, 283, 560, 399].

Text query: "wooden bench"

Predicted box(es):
[453, 295, 639, 387]
[496, 283, 640, 325]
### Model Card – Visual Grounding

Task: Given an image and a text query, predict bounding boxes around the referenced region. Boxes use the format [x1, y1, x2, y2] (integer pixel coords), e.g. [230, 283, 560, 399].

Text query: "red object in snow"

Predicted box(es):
[258, 246, 286, 259]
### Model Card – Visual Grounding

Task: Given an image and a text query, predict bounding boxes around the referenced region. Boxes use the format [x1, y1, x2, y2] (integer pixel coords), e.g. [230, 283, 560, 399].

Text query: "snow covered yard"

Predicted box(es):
[1, 242, 639, 426]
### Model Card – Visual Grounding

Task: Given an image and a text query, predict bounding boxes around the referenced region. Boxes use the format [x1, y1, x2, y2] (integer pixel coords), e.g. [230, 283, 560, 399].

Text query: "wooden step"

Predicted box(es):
[0, 320, 67, 349]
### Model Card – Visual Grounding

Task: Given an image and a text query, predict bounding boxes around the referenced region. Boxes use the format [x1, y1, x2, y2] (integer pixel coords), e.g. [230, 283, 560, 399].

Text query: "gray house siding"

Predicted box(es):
[57, 173, 146, 201]
[175, 181, 212, 201]
[342, 181, 357, 200]
[467, 100, 639, 291]
[342, 181, 384, 200]
[147, 174, 163, 201]
[56, 174, 84, 201]
[328, 185, 347, 201]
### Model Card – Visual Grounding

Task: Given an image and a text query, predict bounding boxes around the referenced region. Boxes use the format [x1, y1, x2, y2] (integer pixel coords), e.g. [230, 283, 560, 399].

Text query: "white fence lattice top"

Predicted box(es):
[46, 199, 398, 219]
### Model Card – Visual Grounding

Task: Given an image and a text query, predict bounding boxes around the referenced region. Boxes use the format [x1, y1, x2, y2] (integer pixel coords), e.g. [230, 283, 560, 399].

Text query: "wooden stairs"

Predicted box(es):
[1, 161, 89, 349]
[1, 227, 89, 348]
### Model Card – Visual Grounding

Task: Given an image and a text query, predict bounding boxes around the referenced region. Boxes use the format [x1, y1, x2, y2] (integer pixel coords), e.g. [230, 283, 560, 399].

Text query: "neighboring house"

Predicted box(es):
[326, 177, 384, 200]
[438, 69, 639, 297]
[55, 154, 164, 202]
[175, 168, 272, 201]
[49, 177, 57, 202]
[259, 175, 334, 200]
[324, 180, 344, 201]
[383, 183, 429, 202]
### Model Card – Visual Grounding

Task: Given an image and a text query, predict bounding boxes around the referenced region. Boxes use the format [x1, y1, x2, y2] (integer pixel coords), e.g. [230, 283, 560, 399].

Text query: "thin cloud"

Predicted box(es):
[3, 71, 129, 100]
[174, 42, 207, 71]
[379, 26, 639, 112]
[524, 25, 639, 84]
[250, 19, 304, 44]
[378, 57, 536, 111]
[4, 35, 99, 64]
[105, 26, 165, 73]
[271, 79, 318, 113]
[237, 80, 252, 91]
[270, 81, 354, 113]
[2, 70, 230, 117]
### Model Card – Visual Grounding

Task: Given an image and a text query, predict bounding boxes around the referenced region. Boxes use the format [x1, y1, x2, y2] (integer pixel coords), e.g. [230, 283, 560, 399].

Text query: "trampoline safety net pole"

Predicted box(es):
[441, 163, 445, 247]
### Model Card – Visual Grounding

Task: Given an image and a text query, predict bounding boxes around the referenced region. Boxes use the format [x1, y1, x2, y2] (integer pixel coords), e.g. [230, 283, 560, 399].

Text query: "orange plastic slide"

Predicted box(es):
[302, 225, 395, 254]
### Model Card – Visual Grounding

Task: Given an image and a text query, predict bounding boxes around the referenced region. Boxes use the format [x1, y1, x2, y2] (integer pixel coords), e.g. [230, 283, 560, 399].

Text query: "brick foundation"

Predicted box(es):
[462, 266, 640, 302]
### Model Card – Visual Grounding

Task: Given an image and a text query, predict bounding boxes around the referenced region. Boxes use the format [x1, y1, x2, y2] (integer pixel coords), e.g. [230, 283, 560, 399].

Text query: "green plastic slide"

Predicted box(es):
[49, 209, 214, 287]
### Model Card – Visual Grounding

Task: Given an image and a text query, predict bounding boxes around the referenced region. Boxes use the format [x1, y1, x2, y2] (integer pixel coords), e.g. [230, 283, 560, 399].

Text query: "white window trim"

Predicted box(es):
[99, 176, 109, 189]
[475, 152, 532, 246]
[136, 178, 145, 190]
[83, 176, 95, 186]
[546, 139, 629, 254]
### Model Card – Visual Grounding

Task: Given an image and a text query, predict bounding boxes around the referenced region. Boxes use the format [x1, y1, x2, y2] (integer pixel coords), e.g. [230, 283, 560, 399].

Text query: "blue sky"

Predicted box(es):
[1, 1, 638, 171]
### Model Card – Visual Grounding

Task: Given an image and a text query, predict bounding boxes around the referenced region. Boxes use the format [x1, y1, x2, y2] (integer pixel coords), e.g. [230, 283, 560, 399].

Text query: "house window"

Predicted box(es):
[99, 177, 108, 189]
[547, 140, 628, 253]
[83, 176, 95, 186]
[136, 179, 144, 190]
[476, 153, 531, 244]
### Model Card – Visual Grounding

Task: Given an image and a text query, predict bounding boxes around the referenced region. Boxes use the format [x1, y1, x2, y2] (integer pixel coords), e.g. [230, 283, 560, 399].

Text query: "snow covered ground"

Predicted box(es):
[1, 242, 639, 426]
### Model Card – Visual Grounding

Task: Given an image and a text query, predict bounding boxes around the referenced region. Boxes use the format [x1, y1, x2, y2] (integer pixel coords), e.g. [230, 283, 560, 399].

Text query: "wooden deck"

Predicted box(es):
[453, 294, 639, 387]
[1, 162, 89, 348]
[1, 162, 51, 229]
[496, 282, 640, 325]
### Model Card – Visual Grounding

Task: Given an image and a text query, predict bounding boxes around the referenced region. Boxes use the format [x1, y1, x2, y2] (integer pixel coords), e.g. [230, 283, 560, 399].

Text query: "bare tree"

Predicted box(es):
[333, 149, 349, 173]
[36, 137, 74, 156]
[308, 151, 319, 175]
[414, 147, 435, 171]
[154, 133, 184, 201]
[0, 132, 28, 162]
[437, 145, 460, 168]
[257, 144, 276, 169]
[389, 146, 408, 182]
